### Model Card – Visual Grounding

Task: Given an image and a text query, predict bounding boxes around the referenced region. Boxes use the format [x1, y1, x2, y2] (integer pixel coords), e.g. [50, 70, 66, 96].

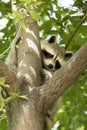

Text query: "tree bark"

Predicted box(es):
[0, 60, 19, 92]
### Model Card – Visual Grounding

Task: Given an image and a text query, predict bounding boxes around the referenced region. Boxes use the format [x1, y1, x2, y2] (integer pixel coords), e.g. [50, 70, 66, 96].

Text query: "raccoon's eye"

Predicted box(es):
[55, 60, 61, 69]
[42, 50, 53, 58]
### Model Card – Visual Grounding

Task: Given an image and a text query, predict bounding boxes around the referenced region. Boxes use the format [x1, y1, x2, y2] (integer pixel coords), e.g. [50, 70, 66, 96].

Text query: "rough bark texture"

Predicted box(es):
[0, 1, 87, 130]
[0, 60, 19, 92]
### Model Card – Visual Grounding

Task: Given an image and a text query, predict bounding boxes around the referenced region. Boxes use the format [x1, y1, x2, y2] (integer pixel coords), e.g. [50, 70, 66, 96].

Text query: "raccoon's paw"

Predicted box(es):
[42, 69, 53, 81]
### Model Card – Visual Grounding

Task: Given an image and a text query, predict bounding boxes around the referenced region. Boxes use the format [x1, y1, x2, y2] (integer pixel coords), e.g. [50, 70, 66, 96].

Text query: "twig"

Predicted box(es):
[65, 13, 87, 50]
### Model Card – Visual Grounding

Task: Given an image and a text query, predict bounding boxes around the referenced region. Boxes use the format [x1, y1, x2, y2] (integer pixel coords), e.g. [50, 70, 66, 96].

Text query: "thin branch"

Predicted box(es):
[65, 14, 87, 50]
[0, 27, 21, 60]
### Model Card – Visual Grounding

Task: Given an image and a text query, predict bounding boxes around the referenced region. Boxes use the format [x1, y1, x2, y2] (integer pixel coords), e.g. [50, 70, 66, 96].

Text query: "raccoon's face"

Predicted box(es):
[41, 36, 73, 72]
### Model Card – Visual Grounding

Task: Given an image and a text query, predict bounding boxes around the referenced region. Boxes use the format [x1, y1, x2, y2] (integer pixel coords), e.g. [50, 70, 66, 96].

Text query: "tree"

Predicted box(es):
[0, 0, 87, 130]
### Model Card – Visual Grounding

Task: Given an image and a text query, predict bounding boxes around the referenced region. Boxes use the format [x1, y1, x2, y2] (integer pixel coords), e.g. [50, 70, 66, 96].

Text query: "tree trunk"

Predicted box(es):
[6, 11, 44, 130]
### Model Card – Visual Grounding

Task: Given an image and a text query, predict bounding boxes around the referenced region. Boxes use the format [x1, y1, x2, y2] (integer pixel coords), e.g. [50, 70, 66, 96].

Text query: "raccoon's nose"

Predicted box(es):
[48, 64, 53, 69]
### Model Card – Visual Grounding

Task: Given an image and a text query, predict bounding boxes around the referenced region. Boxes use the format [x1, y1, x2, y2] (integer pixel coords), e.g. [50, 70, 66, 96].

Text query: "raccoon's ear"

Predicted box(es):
[65, 51, 73, 61]
[48, 36, 56, 43]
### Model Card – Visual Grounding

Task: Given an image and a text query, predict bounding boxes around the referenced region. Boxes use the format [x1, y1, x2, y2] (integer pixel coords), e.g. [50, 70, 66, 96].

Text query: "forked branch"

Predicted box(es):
[40, 43, 87, 110]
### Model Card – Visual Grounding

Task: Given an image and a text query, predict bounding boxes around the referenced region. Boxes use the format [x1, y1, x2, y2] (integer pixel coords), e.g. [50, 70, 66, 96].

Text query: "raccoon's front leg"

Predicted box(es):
[42, 69, 53, 81]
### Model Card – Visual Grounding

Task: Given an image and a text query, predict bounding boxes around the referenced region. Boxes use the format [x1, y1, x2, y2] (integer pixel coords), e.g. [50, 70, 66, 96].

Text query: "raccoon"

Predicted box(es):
[41, 36, 73, 81]
[41, 36, 73, 130]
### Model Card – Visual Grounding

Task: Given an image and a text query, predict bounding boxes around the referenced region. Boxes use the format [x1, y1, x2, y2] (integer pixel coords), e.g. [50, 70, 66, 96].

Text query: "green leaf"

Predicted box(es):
[30, 10, 40, 20]
[0, 77, 10, 88]
[20, 20, 26, 30]
[0, 77, 5, 84]
[18, 95, 28, 100]
[4, 92, 28, 104]
[14, 11, 25, 24]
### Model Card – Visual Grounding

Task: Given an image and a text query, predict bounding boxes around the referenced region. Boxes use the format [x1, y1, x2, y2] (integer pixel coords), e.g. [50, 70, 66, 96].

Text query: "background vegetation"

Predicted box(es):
[0, 0, 87, 130]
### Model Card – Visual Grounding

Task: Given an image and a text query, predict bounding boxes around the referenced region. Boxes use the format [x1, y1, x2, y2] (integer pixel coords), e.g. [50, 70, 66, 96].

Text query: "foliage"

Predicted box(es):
[0, 77, 10, 88]
[39, 0, 87, 51]
[53, 70, 87, 130]
[0, 0, 87, 130]
[0, 87, 7, 130]
[0, 0, 15, 60]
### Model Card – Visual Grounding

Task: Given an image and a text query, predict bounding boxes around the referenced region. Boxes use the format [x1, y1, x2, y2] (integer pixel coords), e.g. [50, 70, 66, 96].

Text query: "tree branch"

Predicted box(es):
[65, 14, 87, 50]
[40, 43, 87, 110]
[0, 60, 19, 92]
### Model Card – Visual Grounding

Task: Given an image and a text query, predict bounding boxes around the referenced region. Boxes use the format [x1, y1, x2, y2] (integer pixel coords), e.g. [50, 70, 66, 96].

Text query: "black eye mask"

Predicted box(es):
[42, 50, 53, 58]
[55, 60, 61, 69]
